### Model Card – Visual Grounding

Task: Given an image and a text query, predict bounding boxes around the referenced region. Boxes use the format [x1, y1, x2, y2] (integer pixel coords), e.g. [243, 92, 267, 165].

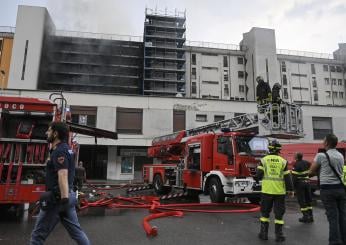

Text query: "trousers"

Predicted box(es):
[30, 191, 90, 245]
[320, 188, 346, 245]
[260, 193, 286, 224]
[296, 180, 312, 210]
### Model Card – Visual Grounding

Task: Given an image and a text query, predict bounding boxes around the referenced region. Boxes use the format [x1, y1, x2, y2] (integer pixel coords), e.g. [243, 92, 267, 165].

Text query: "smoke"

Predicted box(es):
[46, 0, 144, 36]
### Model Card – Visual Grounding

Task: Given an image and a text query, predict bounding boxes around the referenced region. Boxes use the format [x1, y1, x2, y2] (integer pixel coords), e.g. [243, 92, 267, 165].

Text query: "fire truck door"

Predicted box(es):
[216, 136, 235, 174]
[183, 144, 202, 189]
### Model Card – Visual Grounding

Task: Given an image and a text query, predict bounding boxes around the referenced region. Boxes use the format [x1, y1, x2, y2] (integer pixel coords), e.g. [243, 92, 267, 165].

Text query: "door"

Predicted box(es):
[214, 136, 235, 175]
[183, 144, 202, 189]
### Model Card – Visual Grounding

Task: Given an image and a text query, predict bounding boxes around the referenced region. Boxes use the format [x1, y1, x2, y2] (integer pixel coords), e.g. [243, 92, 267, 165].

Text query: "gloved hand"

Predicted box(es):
[59, 198, 70, 217]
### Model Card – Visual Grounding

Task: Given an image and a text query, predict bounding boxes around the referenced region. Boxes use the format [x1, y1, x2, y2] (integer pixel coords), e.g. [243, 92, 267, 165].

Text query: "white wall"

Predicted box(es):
[8, 5, 55, 90]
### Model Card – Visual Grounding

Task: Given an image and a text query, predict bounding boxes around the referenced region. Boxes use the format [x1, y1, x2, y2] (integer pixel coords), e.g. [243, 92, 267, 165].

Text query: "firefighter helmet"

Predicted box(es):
[268, 140, 282, 154]
[273, 83, 281, 89]
[256, 76, 264, 83]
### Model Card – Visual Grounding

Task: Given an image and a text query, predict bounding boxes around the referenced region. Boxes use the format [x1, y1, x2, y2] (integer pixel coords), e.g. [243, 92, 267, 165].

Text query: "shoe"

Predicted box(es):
[275, 224, 285, 242]
[258, 222, 269, 240]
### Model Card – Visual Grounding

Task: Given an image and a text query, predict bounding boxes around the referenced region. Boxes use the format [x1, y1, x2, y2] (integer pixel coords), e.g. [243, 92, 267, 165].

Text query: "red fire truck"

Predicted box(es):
[280, 142, 346, 191]
[143, 103, 304, 203]
[0, 93, 117, 215]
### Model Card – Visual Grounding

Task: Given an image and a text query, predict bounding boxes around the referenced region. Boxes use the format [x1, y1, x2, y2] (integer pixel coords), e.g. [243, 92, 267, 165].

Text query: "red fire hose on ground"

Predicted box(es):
[78, 192, 260, 237]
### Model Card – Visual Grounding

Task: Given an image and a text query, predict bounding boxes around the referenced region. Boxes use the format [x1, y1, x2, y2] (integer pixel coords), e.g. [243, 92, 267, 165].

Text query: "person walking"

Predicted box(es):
[292, 152, 313, 223]
[30, 122, 90, 245]
[255, 140, 294, 242]
[74, 161, 86, 192]
[309, 134, 346, 245]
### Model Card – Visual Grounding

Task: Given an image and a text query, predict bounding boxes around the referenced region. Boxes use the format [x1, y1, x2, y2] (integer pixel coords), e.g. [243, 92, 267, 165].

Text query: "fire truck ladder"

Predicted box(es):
[186, 113, 259, 137]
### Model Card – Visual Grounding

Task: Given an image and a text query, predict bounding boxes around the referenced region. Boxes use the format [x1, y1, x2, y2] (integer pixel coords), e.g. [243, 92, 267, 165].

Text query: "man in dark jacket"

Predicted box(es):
[256, 76, 272, 105]
[272, 83, 282, 104]
[292, 152, 313, 223]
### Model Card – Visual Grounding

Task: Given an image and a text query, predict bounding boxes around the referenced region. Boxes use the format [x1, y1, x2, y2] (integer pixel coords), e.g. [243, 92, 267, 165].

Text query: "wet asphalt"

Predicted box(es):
[0, 192, 329, 245]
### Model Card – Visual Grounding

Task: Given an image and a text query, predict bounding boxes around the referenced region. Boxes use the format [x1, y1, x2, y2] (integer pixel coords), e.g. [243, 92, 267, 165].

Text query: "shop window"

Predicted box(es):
[70, 106, 97, 127]
[121, 157, 133, 174]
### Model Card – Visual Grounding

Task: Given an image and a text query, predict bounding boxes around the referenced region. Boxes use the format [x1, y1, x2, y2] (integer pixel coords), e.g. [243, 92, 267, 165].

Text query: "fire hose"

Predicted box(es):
[79, 193, 260, 237]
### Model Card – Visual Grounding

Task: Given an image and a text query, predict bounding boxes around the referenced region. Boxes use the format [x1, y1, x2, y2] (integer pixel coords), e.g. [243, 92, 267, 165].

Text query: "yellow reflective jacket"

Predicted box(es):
[258, 154, 290, 195]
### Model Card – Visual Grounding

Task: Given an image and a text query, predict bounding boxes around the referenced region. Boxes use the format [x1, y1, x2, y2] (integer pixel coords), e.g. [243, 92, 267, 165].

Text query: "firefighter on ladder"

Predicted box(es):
[292, 152, 314, 223]
[256, 76, 272, 105]
[255, 140, 294, 242]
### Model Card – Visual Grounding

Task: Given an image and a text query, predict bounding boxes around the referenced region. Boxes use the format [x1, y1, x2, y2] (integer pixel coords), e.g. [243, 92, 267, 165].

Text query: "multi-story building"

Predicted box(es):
[2, 5, 346, 181]
[0, 26, 14, 89]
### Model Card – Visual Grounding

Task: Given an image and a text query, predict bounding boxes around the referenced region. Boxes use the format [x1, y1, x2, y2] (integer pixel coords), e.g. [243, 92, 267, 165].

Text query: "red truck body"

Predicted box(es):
[143, 130, 268, 203]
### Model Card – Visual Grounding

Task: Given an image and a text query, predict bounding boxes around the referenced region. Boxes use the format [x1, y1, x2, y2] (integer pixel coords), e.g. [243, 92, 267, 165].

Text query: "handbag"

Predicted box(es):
[39, 191, 57, 210]
[323, 152, 346, 192]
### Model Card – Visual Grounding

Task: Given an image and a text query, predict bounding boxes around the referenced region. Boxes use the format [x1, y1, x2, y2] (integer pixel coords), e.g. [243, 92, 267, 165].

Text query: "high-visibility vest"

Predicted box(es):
[260, 154, 289, 195]
[343, 166, 346, 186]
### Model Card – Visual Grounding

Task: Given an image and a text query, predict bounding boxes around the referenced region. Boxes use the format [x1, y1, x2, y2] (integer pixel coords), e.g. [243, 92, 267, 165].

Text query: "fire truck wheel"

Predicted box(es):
[153, 174, 171, 195]
[209, 177, 225, 203]
[247, 196, 261, 204]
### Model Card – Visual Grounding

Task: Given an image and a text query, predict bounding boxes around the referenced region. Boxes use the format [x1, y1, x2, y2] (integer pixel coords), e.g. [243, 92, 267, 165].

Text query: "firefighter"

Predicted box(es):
[74, 161, 86, 192]
[292, 152, 313, 223]
[255, 140, 294, 242]
[272, 83, 282, 104]
[256, 76, 272, 105]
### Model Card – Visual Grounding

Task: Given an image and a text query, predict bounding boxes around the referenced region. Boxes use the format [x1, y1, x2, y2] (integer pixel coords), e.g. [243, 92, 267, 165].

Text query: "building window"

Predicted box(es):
[281, 61, 286, 72]
[339, 92, 344, 99]
[238, 71, 244, 78]
[202, 66, 218, 71]
[21, 40, 29, 80]
[333, 91, 338, 98]
[326, 91, 331, 98]
[313, 90, 318, 101]
[191, 54, 196, 65]
[323, 65, 328, 72]
[312, 77, 317, 88]
[336, 66, 342, 72]
[283, 88, 288, 99]
[70, 106, 97, 127]
[202, 81, 219, 84]
[173, 110, 185, 132]
[312, 117, 332, 140]
[237, 57, 244, 65]
[121, 157, 133, 174]
[282, 74, 287, 85]
[332, 79, 336, 85]
[224, 84, 229, 97]
[223, 56, 228, 67]
[338, 79, 342, 86]
[191, 82, 197, 94]
[311, 64, 316, 74]
[330, 66, 336, 72]
[325, 78, 329, 85]
[239, 85, 245, 93]
[116, 107, 143, 134]
[214, 115, 225, 122]
[191, 68, 196, 80]
[196, 114, 207, 122]
[223, 70, 229, 81]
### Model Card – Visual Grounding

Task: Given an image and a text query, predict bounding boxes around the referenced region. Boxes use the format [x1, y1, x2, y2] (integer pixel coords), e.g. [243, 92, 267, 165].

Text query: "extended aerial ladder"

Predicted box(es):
[152, 102, 304, 147]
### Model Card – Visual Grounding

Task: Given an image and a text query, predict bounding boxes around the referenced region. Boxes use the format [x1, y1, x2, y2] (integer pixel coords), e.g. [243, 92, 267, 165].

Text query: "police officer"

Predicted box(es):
[292, 152, 313, 223]
[255, 140, 293, 242]
[256, 76, 272, 105]
[30, 122, 90, 245]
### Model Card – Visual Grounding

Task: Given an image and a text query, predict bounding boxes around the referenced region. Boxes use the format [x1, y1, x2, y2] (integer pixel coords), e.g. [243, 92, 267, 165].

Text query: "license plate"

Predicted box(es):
[238, 181, 248, 187]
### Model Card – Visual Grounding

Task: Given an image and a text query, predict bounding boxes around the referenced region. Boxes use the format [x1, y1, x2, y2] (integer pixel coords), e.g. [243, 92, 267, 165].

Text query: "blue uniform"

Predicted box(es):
[30, 142, 90, 245]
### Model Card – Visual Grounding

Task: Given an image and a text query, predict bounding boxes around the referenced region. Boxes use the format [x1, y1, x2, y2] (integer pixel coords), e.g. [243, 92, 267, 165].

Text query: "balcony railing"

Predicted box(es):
[55, 30, 142, 42]
[145, 8, 186, 19]
[186, 40, 243, 51]
[0, 26, 15, 34]
[277, 49, 334, 59]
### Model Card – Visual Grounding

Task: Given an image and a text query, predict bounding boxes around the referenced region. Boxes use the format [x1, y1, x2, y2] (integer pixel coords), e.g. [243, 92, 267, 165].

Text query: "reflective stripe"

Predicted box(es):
[343, 166, 346, 185]
[283, 170, 290, 175]
[301, 207, 309, 212]
[257, 165, 264, 170]
[260, 217, 270, 223]
[307, 206, 313, 210]
[263, 177, 284, 182]
[291, 170, 309, 175]
[275, 219, 284, 225]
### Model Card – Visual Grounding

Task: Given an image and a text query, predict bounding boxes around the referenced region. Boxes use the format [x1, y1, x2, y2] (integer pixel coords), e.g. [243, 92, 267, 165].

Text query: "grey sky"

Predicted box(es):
[1, 0, 346, 53]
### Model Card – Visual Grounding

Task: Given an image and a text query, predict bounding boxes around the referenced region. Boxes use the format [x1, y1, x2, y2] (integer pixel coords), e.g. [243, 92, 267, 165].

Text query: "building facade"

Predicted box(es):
[2, 5, 346, 181]
[0, 27, 14, 89]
